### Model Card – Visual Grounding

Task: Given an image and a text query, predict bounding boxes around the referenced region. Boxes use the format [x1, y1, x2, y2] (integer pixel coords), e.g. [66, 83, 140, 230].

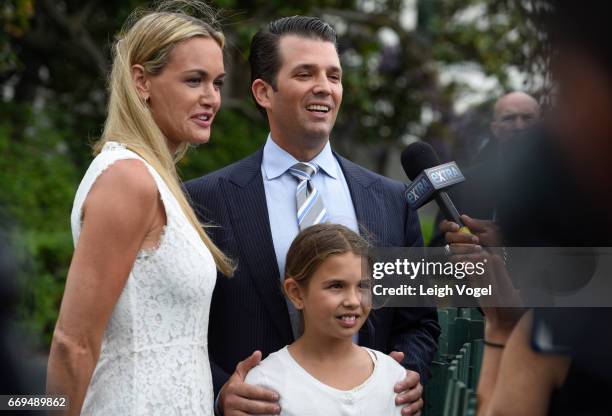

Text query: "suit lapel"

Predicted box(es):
[336, 154, 386, 246]
[223, 149, 293, 343]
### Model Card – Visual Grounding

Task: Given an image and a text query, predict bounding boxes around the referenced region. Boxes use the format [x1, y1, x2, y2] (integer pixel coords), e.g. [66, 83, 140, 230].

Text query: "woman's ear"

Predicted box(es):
[131, 64, 150, 103]
[251, 78, 273, 111]
[283, 277, 304, 310]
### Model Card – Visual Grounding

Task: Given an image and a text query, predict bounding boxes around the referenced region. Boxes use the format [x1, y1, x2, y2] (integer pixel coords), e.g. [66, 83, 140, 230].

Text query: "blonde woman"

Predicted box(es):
[46, 2, 233, 414]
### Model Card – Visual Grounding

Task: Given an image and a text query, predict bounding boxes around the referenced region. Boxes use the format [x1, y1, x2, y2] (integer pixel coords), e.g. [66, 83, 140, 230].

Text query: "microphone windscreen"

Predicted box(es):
[401, 142, 441, 180]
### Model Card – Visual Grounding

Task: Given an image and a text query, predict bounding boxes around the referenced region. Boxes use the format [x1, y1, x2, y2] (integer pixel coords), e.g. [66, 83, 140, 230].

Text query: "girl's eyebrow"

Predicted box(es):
[321, 278, 343, 285]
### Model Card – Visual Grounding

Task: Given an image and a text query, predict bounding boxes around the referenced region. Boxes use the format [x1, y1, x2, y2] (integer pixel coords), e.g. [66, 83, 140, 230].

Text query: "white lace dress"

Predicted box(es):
[71, 142, 216, 415]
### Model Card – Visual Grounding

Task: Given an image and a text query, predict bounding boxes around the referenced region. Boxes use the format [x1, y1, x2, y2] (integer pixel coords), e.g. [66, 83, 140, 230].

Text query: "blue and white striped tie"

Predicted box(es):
[289, 162, 328, 231]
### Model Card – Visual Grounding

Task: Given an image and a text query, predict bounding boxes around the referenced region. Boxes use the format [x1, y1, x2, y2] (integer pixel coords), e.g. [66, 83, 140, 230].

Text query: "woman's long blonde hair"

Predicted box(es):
[95, 1, 234, 276]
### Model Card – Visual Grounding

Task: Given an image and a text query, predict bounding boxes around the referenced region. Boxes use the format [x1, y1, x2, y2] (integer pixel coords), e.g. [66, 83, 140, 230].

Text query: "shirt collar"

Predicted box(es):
[262, 134, 339, 180]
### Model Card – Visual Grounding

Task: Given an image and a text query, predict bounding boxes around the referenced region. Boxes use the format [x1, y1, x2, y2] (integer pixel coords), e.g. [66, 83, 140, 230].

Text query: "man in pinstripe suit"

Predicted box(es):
[185, 16, 439, 416]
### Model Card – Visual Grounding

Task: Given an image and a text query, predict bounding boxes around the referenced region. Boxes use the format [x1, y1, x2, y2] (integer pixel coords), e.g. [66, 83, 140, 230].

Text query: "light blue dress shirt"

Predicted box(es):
[261, 135, 359, 278]
[261, 135, 360, 340]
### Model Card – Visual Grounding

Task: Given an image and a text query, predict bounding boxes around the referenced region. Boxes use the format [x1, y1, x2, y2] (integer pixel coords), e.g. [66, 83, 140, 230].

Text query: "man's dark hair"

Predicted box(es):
[248, 16, 338, 117]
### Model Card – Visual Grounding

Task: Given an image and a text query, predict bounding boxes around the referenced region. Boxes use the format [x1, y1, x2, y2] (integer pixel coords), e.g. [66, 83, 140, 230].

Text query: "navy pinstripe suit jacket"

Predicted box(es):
[185, 148, 440, 395]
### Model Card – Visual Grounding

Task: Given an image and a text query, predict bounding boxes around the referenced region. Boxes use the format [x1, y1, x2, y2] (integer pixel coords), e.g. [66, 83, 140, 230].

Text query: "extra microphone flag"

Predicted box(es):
[405, 161, 466, 210]
[401, 141, 470, 231]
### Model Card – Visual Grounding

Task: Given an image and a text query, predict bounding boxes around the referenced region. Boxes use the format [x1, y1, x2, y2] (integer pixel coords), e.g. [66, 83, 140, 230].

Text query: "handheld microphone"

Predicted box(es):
[401, 142, 470, 233]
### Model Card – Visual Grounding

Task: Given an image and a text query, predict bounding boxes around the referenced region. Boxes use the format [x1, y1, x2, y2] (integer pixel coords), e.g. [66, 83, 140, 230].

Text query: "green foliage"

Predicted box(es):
[419, 213, 435, 246]
[0, 0, 33, 73]
[0, 102, 79, 345]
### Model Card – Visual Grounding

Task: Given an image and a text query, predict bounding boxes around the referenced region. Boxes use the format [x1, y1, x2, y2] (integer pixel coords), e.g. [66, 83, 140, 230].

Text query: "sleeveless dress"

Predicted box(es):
[71, 142, 217, 415]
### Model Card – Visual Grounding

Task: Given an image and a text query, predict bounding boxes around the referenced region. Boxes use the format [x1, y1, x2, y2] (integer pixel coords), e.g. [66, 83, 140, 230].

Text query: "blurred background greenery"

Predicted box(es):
[1, 0, 545, 348]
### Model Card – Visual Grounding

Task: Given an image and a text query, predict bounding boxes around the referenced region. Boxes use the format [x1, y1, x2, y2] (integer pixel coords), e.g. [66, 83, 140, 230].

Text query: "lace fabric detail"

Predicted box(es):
[136, 224, 168, 260]
[101, 141, 127, 152]
[71, 142, 216, 415]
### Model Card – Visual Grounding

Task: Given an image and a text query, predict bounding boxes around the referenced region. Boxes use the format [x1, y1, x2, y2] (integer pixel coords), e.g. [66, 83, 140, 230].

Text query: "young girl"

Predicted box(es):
[245, 224, 405, 415]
